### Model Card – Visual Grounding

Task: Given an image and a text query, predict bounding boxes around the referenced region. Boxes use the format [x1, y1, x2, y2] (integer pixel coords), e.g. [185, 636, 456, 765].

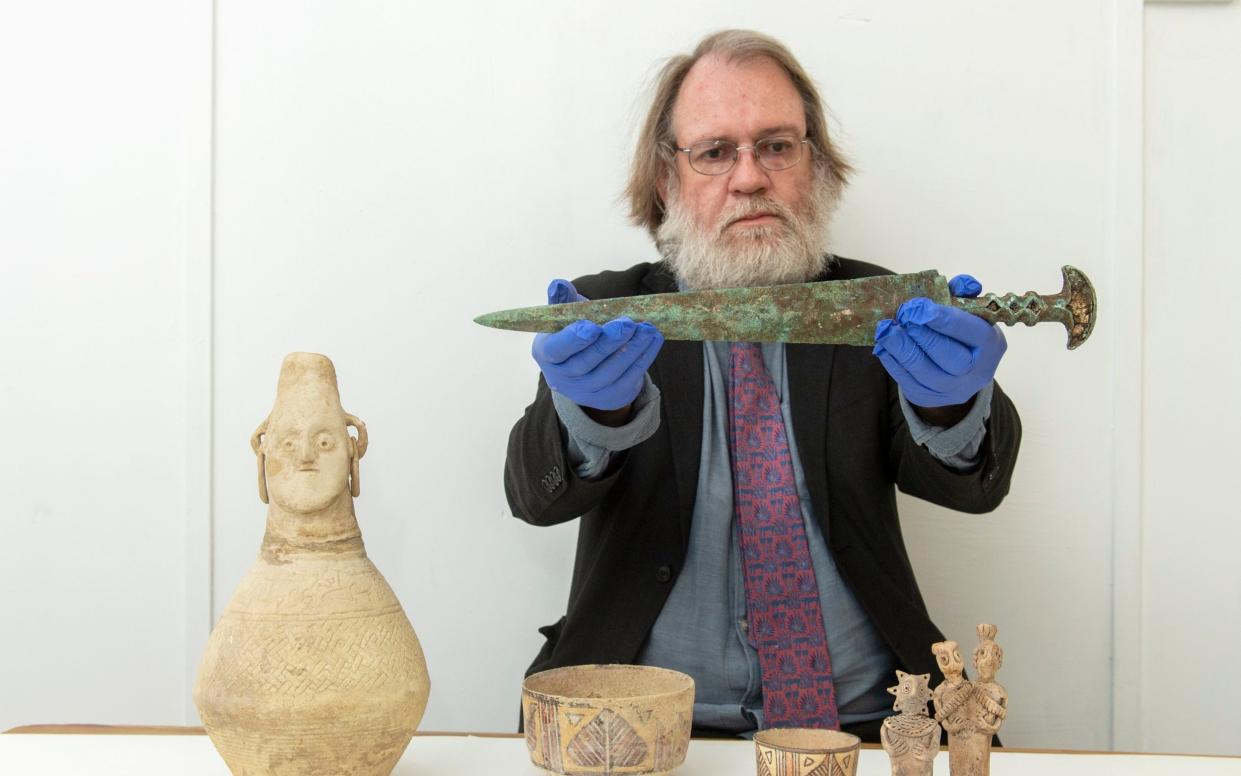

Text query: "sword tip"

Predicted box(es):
[473, 312, 504, 329]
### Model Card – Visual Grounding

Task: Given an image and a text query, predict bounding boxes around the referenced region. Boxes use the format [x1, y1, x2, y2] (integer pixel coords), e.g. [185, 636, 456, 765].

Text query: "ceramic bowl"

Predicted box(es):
[753, 728, 861, 776]
[522, 664, 695, 776]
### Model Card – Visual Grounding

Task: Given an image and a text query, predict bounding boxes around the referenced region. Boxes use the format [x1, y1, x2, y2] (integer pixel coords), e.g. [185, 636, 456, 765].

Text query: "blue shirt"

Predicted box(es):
[551, 342, 991, 734]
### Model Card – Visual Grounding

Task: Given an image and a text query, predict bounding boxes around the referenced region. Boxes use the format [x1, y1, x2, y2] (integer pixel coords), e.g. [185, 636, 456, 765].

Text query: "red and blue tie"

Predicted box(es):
[729, 342, 839, 730]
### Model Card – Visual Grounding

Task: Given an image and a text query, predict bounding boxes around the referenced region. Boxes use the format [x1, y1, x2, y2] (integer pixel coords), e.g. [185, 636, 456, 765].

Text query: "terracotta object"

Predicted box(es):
[931, 626, 1008, 776]
[930, 639, 970, 776]
[969, 625, 1008, 770]
[522, 664, 694, 776]
[881, 670, 940, 776]
[753, 728, 860, 776]
[194, 353, 430, 775]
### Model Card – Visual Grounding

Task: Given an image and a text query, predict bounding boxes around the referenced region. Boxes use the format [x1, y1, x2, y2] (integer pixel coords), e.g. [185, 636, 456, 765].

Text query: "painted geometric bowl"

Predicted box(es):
[753, 728, 861, 776]
[522, 664, 695, 776]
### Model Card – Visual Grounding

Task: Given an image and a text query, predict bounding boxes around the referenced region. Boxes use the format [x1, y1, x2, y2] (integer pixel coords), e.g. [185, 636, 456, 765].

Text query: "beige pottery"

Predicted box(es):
[753, 728, 860, 776]
[522, 664, 694, 776]
[194, 353, 430, 775]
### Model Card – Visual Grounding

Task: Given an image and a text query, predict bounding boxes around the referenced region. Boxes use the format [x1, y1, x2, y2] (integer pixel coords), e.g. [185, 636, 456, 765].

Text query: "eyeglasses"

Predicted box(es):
[673, 136, 810, 176]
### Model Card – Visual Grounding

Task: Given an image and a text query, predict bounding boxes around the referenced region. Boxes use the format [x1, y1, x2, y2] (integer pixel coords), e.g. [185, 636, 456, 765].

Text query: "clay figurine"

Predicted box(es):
[931, 640, 972, 776]
[931, 625, 1008, 776]
[881, 670, 940, 776]
[970, 624, 1008, 766]
[194, 353, 430, 775]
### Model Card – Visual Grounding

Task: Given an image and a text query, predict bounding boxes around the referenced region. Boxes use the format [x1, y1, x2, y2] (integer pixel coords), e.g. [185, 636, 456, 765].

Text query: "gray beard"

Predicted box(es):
[655, 170, 839, 291]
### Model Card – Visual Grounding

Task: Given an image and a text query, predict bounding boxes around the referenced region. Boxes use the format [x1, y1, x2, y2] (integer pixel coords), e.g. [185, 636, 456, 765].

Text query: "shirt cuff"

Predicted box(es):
[551, 375, 662, 480]
[900, 381, 993, 470]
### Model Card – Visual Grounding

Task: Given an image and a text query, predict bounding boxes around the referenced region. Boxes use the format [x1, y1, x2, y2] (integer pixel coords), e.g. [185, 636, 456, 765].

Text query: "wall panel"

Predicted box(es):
[0, 1, 198, 732]
[1142, 0, 1241, 756]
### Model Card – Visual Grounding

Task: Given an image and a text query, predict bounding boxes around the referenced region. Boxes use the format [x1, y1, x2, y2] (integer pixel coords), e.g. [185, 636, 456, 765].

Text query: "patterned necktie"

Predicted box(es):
[728, 342, 840, 730]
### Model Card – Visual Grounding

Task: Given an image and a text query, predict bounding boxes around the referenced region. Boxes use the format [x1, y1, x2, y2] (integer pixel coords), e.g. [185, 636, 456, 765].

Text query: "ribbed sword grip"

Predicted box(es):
[952, 265, 1096, 350]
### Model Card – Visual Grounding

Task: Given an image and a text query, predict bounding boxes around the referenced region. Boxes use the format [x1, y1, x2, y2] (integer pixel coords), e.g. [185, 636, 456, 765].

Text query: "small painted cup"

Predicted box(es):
[754, 728, 861, 776]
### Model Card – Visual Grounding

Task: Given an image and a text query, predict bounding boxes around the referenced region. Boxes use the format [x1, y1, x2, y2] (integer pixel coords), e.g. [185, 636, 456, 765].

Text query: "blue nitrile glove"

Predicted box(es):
[532, 279, 665, 411]
[872, 274, 1006, 408]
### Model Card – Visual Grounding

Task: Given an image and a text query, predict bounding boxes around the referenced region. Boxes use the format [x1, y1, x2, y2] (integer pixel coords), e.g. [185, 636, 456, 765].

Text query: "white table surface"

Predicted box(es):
[2, 734, 1239, 775]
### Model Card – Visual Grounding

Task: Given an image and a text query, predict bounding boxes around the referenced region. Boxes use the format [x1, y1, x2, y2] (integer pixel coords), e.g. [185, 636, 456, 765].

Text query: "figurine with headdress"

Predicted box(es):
[881, 669, 941, 776]
[971, 624, 1008, 740]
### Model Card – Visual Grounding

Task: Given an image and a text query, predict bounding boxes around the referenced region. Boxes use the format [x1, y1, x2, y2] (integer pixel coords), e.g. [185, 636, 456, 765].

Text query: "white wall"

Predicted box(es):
[827, 2, 1118, 750]
[1143, 0, 1241, 756]
[2, 0, 1237, 756]
[0, 1, 197, 730]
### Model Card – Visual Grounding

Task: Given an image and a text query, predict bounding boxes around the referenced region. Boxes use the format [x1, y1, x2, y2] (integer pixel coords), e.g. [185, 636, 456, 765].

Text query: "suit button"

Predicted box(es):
[540, 466, 564, 493]
[655, 565, 673, 583]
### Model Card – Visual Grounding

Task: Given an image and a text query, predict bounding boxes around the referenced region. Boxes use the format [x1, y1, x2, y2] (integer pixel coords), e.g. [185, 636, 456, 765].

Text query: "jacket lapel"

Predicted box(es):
[643, 264, 701, 549]
[788, 259, 843, 539]
[788, 343, 835, 543]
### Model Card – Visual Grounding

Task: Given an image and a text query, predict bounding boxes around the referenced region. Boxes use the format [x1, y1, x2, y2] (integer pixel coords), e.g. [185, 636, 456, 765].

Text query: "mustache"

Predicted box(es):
[718, 196, 794, 231]
[655, 164, 843, 291]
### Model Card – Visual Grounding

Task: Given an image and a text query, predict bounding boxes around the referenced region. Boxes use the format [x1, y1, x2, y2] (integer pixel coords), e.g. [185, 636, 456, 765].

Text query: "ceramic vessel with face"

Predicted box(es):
[194, 353, 430, 776]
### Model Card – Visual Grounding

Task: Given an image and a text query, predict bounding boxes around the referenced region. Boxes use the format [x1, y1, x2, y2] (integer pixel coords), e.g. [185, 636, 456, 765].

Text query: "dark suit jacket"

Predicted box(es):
[504, 257, 1021, 739]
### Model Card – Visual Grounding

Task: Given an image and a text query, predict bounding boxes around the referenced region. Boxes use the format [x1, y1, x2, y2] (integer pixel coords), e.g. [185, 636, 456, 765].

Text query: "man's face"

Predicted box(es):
[657, 54, 833, 290]
[667, 53, 812, 233]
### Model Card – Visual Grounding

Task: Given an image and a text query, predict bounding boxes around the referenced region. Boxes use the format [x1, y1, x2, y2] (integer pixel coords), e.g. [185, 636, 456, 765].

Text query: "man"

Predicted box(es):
[504, 29, 1019, 742]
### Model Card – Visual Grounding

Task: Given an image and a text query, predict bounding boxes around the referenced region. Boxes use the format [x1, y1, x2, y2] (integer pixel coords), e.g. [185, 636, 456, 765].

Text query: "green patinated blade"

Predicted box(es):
[474, 271, 950, 345]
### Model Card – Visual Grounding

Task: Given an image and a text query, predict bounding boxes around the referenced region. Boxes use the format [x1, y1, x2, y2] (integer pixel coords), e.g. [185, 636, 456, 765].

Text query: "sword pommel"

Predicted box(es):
[951, 265, 1096, 350]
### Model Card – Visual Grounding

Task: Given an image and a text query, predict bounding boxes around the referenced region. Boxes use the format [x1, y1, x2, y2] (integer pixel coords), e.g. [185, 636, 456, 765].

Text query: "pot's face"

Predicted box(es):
[264, 410, 351, 514]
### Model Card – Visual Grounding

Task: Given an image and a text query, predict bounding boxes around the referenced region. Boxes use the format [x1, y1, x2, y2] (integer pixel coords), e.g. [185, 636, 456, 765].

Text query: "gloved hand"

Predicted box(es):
[872, 274, 1006, 408]
[532, 279, 665, 411]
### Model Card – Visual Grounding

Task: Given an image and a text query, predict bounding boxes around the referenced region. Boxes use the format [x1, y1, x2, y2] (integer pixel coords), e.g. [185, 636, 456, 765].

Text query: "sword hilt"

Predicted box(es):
[951, 265, 1096, 350]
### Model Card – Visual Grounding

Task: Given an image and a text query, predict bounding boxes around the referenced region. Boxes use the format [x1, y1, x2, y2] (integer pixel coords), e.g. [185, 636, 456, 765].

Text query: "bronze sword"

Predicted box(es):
[475, 265, 1096, 350]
